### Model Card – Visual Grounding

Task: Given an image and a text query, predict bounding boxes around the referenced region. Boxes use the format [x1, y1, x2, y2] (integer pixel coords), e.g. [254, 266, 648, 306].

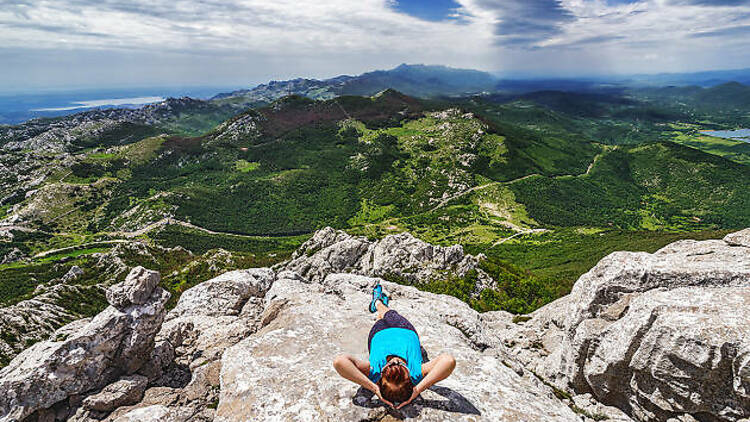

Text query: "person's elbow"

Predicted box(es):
[333, 353, 350, 370]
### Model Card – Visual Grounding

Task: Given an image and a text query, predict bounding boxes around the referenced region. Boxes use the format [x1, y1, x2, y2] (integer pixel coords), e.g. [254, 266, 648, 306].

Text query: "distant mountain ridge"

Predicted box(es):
[211, 64, 499, 104]
[635, 81, 750, 110]
[6, 64, 750, 126]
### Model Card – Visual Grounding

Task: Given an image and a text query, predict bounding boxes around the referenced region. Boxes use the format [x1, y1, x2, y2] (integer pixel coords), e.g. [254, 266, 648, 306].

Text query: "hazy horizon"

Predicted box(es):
[2, 0, 750, 92]
[1, 62, 750, 97]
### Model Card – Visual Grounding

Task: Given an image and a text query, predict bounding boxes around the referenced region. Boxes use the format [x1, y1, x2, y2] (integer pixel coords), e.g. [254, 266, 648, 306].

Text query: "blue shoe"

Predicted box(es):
[369, 284, 383, 313]
[380, 292, 390, 307]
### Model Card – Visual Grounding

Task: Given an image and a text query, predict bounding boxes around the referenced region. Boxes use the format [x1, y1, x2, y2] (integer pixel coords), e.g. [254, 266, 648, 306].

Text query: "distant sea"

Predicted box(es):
[0, 86, 243, 125]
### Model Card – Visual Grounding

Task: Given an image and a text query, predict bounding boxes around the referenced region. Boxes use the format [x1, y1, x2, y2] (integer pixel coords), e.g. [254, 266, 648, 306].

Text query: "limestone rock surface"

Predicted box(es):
[100, 268, 277, 422]
[166, 268, 274, 320]
[81, 375, 148, 412]
[216, 273, 580, 422]
[106, 266, 161, 309]
[283, 227, 491, 290]
[497, 230, 750, 421]
[725, 228, 750, 247]
[3, 228, 750, 422]
[0, 284, 105, 366]
[0, 267, 169, 422]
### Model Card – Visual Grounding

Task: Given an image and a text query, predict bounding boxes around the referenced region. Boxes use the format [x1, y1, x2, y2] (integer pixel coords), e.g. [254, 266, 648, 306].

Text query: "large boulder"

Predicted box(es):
[166, 268, 274, 320]
[498, 230, 750, 421]
[0, 284, 105, 366]
[216, 273, 581, 421]
[81, 375, 149, 413]
[283, 227, 491, 290]
[0, 267, 169, 422]
[158, 267, 275, 368]
[106, 266, 161, 308]
[102, 268, 277, 422]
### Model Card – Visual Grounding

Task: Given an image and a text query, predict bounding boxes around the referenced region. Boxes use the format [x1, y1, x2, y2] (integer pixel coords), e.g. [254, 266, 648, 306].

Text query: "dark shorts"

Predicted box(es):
[367, 310, 418, 352]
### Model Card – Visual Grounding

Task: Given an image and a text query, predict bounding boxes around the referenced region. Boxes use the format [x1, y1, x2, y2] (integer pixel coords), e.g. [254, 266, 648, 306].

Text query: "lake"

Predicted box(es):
[701, 129, 750, 142]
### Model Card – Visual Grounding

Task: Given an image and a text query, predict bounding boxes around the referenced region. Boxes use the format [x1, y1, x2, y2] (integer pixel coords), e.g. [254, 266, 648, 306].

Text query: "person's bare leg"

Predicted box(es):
[376, 299, 389, 320]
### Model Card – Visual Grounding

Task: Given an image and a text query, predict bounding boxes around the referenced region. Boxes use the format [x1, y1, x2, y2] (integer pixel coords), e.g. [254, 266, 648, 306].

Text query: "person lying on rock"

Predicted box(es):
[333, 283, 457, 409]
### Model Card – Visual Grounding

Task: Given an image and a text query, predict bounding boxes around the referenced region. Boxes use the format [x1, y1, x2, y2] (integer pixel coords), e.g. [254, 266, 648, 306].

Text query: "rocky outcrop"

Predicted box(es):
[166, 268, 274, 320]
[80, 375, 148, 413]
[498, 231, 750, 421]
[2, 228, 750, 422]
[283, 226, 493, 291]
[0, 284, 106, 367]
[106, 266, 160, 308]
[216, 273, 580, 421]
[96, 268, 276, 422]
[0, 267, 169, 422]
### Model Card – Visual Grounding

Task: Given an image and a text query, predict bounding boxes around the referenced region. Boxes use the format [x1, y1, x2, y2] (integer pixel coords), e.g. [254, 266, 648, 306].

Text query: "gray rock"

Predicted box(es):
[0, 268, 169, 422]
[6, 228, 749, 422]
[106, 266, 161, 309]
[725, 228, 750, 248]
[157, 268, 274, 368]
[216, 273, 580, 422]
[114, 268, 277, 419]
[1, 247, 25, 264]
[0, 285, 105, 366]
[136, 340, 175, 384]
[82, 375, 148, 412]
[497, 229, 750, 421]
[572, 393, 634, 422]
[166, 268, 274, 320]
[61, 265, 84, 283]
[283, 227, 492, 292]
[49, 318, 92, 341]
[111, 405, 171, 422]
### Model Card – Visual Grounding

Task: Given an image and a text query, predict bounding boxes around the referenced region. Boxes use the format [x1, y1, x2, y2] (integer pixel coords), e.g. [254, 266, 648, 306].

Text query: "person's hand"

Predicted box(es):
[372, 385, 394, 408]
[396, 388, 420, 409]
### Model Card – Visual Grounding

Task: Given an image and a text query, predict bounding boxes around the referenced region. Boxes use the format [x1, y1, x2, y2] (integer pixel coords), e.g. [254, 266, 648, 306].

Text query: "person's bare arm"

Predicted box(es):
[332, 354, 393, 407]
[397, 353, 456, 409]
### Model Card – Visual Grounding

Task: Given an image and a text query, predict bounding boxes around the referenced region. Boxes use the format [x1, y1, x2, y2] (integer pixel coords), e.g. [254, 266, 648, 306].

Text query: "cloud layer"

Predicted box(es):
[0, 0, 749, 90]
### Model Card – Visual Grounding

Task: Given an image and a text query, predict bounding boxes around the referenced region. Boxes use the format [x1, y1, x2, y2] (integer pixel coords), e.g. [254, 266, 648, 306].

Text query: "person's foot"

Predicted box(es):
[369, 284, 383, 313]
[380, 291, 389, 307]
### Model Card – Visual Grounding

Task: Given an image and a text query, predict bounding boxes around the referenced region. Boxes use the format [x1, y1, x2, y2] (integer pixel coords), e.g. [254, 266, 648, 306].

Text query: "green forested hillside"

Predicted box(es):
[1, 89, 748, 320]
[510, 142, 750, 229]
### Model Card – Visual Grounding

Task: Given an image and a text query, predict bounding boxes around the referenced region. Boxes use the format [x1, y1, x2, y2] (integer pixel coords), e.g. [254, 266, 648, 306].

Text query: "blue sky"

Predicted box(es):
[391, 0, 464, 21]
[1, 0, 749, 92]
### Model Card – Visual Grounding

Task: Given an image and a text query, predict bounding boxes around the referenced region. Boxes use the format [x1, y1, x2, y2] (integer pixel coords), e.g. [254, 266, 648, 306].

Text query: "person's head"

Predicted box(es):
[377, 360, 413, 403]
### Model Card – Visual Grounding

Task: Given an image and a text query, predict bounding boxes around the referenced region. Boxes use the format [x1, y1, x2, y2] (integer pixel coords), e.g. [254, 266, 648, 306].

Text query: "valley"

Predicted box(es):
[1, 66, 750, 367]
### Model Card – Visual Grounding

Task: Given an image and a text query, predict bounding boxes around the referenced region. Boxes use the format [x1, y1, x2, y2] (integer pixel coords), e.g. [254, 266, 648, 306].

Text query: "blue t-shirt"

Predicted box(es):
[368, 327, 423, 385]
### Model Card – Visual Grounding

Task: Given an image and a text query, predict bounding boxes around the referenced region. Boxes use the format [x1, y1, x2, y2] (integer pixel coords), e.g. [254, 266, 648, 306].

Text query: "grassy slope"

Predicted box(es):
[2, 91, 748, 317]
[509, 142, 750, 230]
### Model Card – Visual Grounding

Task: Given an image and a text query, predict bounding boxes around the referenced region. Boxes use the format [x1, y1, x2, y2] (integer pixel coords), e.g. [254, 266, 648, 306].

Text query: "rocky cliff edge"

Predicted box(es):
[0, 228, 749, 422]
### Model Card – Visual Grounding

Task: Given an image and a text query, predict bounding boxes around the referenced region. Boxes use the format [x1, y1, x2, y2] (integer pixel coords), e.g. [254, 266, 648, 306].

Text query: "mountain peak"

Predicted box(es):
[211, 64, 497, 103]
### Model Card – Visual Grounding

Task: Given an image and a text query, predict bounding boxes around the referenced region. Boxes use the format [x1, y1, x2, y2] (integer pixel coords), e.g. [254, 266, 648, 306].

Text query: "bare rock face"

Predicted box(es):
[166, 268, 274, 320]
[158, 267, 275, 368]
[497, 230, 750, 421]
[283, 227, 491, 290]
[3, 228, 749, 422]
[0, 267, 169, 422]
[61, 265, 84, 283]
[725, 228, 750, 247]
[0, 284, 106, 368]
[216, 273, 580, 422]
[81, 375, 148, 413]
[106, 266, 161, 309]
[102, 268, 277, 422]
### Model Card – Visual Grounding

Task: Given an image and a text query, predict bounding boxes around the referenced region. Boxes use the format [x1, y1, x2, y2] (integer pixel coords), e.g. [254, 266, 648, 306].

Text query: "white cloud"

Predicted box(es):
[0, 0, 749, 90]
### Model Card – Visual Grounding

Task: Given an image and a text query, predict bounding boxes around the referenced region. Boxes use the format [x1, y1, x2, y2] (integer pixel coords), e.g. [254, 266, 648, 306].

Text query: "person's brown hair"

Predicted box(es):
[378, 364, 413, 403]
